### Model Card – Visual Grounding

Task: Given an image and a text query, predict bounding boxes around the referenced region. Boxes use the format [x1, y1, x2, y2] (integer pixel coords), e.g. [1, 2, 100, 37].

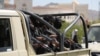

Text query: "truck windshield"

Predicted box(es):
[88, 26, 100, 42]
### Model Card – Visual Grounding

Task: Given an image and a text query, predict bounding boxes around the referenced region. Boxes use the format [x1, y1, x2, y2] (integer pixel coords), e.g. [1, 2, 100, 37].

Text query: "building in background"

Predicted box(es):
[3, 0, 88, 22]
[4, 0, 32, 11]
[4, 0, 15, 9]
[4, 0, 10, 4]
[33, 0, 88, 22]
[14, 0, 32, 11]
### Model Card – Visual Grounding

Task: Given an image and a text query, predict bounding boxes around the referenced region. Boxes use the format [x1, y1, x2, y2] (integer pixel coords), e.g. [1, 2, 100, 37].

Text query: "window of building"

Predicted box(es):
[0, 19, 13, 52]
[22, 3, 27, 10]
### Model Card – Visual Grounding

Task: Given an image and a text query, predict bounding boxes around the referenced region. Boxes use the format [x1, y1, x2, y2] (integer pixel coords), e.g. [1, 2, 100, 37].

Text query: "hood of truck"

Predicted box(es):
[81, 41, 100, 52]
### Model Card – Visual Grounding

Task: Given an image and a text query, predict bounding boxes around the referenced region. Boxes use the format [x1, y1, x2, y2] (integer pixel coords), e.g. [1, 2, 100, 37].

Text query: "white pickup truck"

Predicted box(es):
[0, 10, 90, 56]
[84, 23, 100, 56]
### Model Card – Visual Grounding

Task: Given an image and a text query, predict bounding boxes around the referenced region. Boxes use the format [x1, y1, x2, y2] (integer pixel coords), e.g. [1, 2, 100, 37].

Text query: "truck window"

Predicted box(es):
[0, 19, 13, 52]
[88, 26, 100, 42]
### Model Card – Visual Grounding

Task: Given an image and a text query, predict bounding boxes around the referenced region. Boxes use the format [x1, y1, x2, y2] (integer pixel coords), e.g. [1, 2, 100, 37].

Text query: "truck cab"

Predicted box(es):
[0, 10, 90, 56]
[84, 23, 100, 56]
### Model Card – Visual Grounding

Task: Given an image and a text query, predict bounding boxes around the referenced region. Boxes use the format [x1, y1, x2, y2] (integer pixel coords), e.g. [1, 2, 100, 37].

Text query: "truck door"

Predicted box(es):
[0, 17, 27, 56]
[0, 18, 17, 56]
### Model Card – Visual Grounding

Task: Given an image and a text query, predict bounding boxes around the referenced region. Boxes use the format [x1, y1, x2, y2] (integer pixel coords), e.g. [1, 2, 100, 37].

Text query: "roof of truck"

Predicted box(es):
[91, 23, 100, 26]
[0, 10, 19, 16]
